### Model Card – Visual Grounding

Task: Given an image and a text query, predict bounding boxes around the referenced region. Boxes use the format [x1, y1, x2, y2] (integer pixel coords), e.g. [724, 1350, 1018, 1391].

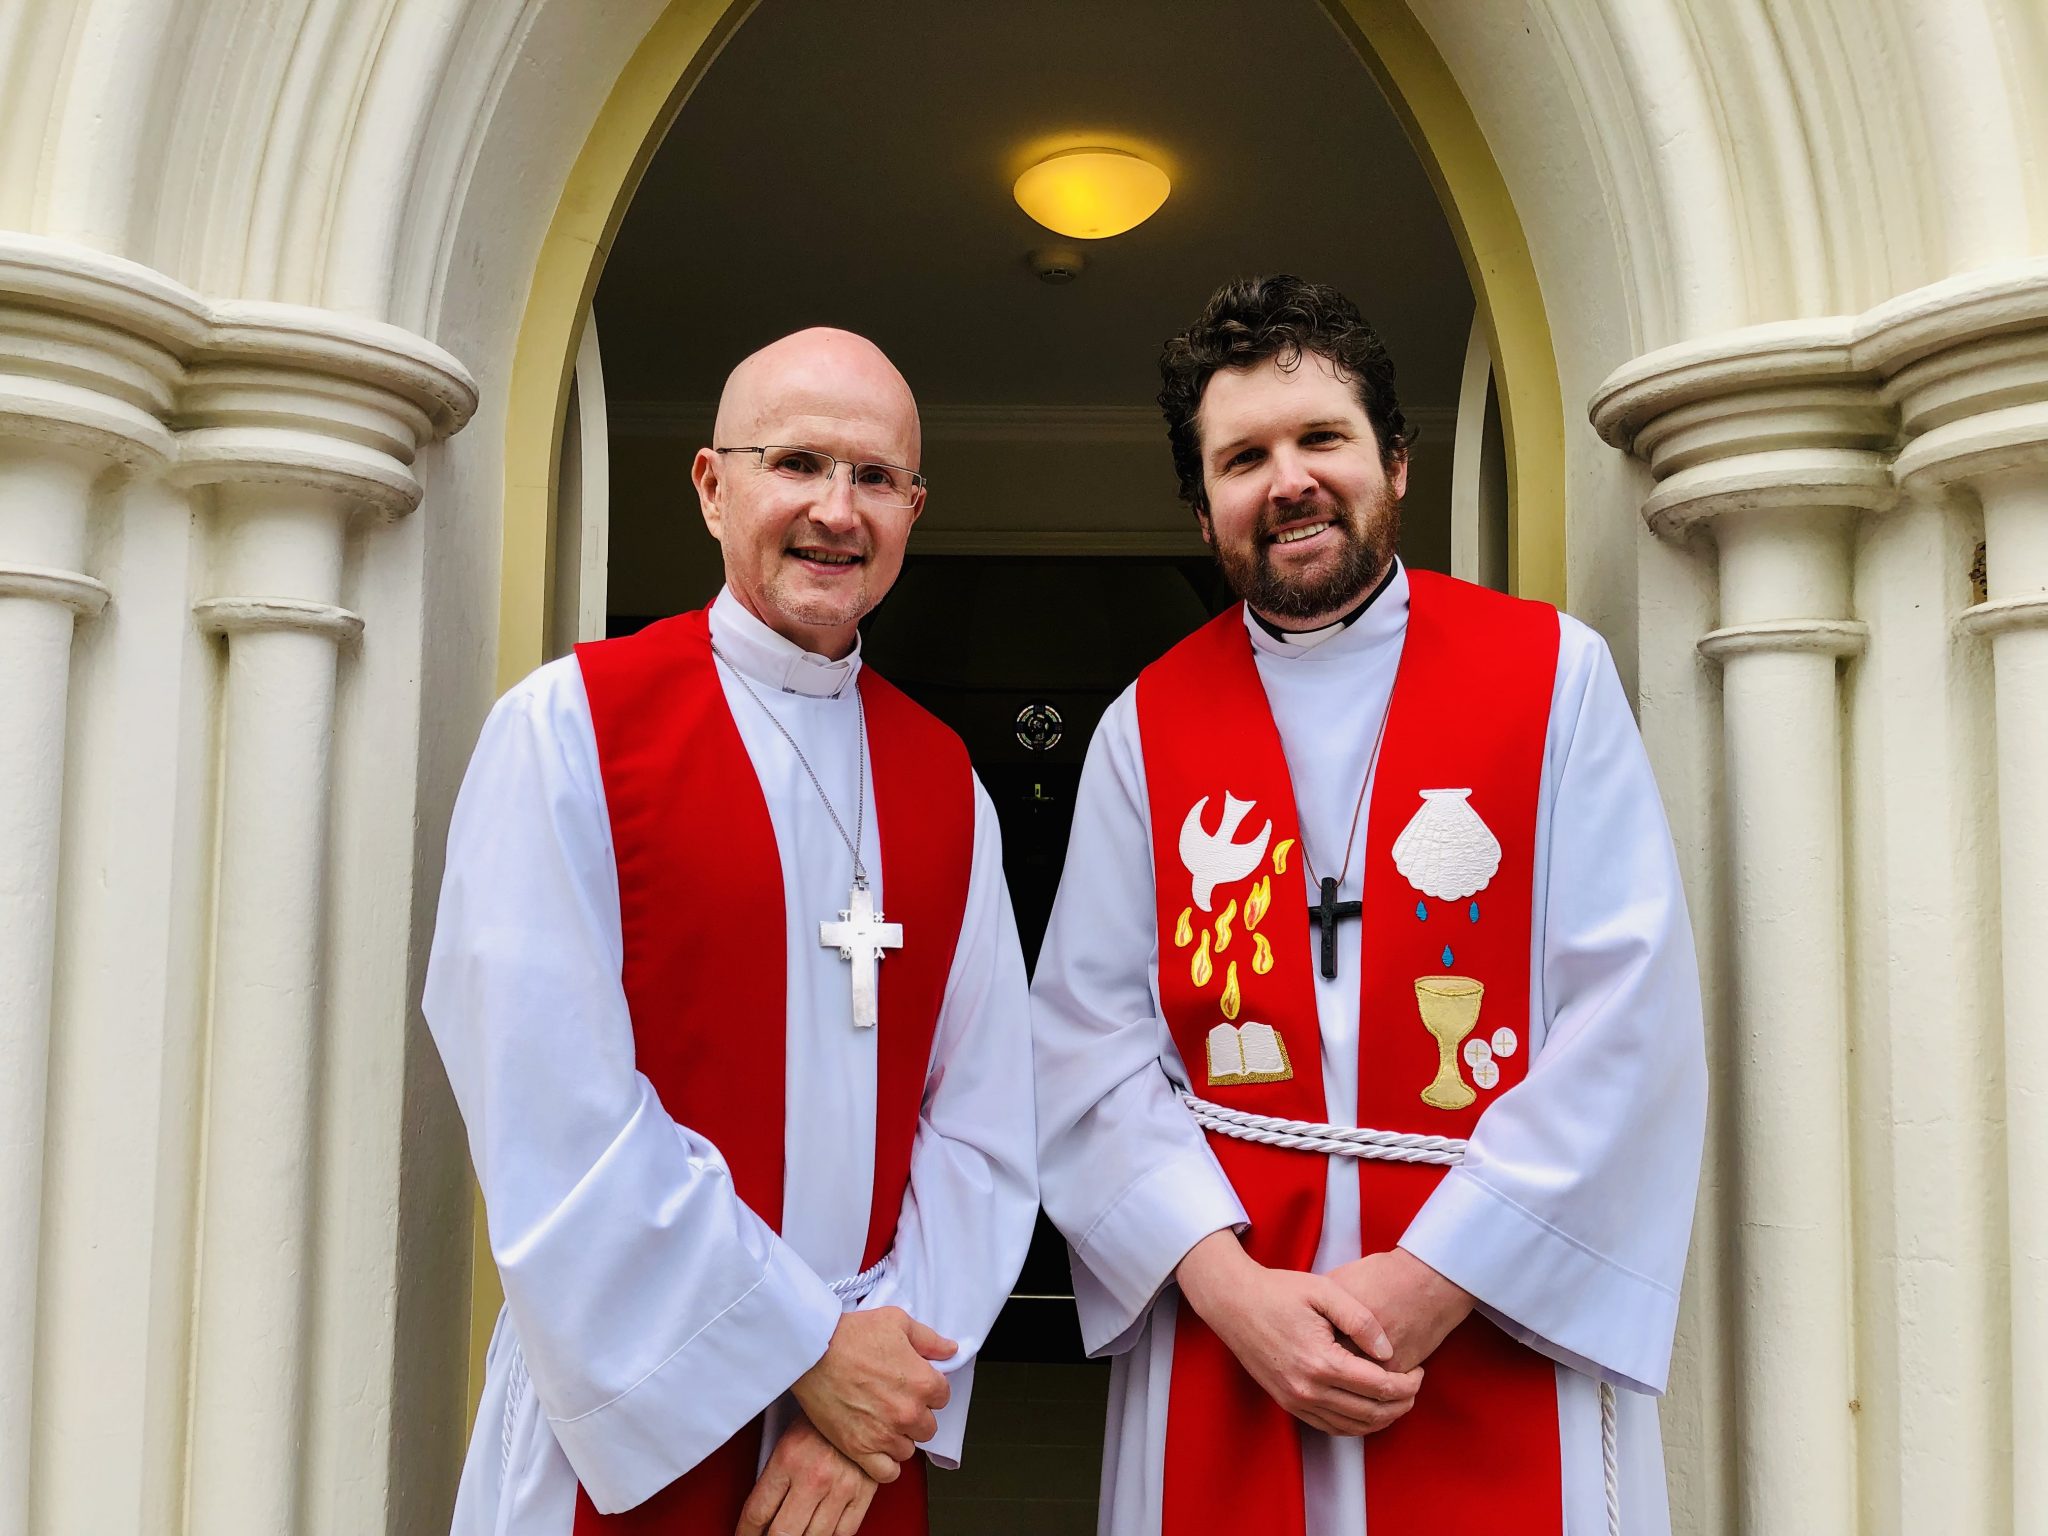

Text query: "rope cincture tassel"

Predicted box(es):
[1180, 1090, 1622, 1536]
[829, 1254, 891, 1303]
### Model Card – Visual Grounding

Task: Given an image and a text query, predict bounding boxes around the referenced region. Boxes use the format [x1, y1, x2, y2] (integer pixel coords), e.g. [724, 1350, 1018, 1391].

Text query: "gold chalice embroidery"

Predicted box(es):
[1414, 975, 1484, 1111]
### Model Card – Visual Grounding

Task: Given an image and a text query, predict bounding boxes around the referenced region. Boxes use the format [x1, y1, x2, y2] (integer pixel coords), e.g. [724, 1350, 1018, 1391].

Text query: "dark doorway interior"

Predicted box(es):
[863, 554, 1228, 1532]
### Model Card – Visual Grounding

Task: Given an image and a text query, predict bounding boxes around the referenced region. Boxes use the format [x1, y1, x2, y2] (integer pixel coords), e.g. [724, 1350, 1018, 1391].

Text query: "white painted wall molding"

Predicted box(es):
[0, 265, 180, 1536]
[1594, 257, 2048, 1535]
[1886, 320, 2048, 1532]
[0, 227, 476, 1536]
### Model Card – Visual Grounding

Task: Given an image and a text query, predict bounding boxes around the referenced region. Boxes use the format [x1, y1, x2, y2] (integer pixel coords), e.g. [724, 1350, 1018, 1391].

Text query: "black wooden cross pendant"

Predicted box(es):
[1310, 876, 1363, 980]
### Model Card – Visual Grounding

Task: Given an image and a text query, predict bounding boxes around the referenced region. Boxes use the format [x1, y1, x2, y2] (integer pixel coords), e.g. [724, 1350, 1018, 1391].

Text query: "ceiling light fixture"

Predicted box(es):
[1013, 148, 1171, 240]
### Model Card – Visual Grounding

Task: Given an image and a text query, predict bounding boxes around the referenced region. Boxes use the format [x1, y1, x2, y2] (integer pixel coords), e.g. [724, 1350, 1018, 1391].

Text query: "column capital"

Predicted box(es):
[0, 233, 478, 517]
[1869, 260, 2048, 502]
[1593, 258, 2048, 524]
[1591, 324, 1894, 538]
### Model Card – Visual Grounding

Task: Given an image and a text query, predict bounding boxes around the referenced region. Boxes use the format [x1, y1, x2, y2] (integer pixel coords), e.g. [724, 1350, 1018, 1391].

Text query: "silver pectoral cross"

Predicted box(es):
[818, 877, 903, 1029]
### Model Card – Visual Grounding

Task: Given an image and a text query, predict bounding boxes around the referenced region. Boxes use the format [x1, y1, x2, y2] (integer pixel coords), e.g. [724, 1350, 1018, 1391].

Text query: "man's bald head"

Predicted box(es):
[712, 327, 921, 468]
[692, 327, 926, 659]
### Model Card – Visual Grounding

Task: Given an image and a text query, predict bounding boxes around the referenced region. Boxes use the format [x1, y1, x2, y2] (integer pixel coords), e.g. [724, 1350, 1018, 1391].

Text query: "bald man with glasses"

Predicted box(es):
[426, 328, 1037, 1536]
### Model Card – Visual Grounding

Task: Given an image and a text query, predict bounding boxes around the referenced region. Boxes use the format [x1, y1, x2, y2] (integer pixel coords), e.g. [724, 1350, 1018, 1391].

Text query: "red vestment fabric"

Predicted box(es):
[1136, 572, 1563, 1535]
[569, 608, 972, 1535]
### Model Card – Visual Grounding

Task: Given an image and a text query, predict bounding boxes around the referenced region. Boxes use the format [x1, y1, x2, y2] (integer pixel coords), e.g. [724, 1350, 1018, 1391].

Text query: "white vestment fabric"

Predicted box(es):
[427, 589, 1038, 1535]
[1033, 565, 1705, 1535]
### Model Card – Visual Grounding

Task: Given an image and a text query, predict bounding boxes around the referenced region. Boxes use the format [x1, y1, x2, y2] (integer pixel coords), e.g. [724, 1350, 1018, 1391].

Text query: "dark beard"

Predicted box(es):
[1210, 489, 1400, 620]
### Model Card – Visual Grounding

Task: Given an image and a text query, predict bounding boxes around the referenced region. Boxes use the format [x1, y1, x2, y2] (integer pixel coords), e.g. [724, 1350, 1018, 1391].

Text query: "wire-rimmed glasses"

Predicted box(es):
[715, 445, 927, 508]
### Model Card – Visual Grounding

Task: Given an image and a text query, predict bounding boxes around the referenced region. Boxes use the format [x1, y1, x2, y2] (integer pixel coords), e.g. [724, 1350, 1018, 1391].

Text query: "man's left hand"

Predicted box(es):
[1328, 1248, 1475, 1374]
[736, 1414, 878, 1536]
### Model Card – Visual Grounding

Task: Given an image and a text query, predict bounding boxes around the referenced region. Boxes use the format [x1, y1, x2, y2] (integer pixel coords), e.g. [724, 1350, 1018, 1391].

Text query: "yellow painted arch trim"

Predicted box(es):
[497, 0, 756, 694]
[479, 0, 754, 1420]
[1323, 0, 1567, 607]
[482, 0, 1565, 1418]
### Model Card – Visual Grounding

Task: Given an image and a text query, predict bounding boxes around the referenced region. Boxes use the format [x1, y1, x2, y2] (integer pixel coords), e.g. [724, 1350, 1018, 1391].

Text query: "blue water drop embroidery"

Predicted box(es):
[1415, 900, 1429, 921]
[1469, 901, 1480, 923]
[1441, 944, 1455, 968]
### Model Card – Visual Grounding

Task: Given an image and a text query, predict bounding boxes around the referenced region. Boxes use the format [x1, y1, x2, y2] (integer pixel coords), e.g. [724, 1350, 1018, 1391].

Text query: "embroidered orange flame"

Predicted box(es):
[1213, 897, 1238, 953]
[1272, 838, 1295, 876]
[1191, 931, 1213, 987]
[1252, 932, 1274, 974]
[1174, 907, 1193, 948]
[1220, 961, 1241, 1020]
[1243, 875, 1271, 931]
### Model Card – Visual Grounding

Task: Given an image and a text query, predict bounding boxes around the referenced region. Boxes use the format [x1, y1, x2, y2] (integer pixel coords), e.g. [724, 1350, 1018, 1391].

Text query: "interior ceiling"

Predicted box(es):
[596, 0, 1476, 417]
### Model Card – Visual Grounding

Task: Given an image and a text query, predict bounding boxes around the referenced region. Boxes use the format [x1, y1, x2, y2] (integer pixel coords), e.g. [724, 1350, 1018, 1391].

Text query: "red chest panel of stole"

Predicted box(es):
[570, 607, 972, 1535]
[1135, 571, 1562, 1535]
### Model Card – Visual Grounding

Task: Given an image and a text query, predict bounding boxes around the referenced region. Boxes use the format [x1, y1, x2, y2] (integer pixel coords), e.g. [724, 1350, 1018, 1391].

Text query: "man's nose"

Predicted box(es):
[1267, 447, 1317, 503]
[809, 468, 861, 530]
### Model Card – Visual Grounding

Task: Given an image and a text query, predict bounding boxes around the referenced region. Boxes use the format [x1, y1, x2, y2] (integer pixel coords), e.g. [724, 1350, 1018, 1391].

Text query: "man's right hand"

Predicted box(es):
[1175, 1230, 1423, 1437]
[790, 1306, 957, 1481]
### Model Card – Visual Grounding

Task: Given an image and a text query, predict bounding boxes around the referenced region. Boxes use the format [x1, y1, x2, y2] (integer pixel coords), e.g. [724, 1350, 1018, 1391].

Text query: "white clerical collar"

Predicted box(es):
[1244, 560, 1410, 662]
[709, 587, 862, 698]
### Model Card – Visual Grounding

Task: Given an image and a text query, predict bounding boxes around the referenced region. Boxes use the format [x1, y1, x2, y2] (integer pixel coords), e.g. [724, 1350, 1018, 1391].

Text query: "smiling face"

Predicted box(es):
[692, 328, 924, 658]
[1193, 351, 1407, 627]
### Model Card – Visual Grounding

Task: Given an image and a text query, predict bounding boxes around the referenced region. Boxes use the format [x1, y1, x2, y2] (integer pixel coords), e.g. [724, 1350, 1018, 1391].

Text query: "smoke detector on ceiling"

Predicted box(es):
[1027, 244, 1087, 284]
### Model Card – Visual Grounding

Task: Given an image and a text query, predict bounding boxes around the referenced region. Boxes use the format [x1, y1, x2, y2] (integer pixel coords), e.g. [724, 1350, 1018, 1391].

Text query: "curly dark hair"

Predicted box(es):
[1158, 274, 1410, 512]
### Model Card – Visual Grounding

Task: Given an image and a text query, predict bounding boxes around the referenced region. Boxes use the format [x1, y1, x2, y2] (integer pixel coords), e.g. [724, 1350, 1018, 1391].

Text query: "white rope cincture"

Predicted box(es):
[830, 1254, 891, 1303]
[501, 1342, 528, 1482]
[1601, 1379, 1620, 1534]
[1181, 1090, 1622, 1536]
[1179, 1092, 1469, 1164]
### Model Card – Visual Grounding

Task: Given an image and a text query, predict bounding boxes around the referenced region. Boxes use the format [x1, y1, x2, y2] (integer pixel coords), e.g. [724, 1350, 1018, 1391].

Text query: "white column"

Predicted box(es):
[1694, 509, 1865, 1536]
[0, 307, 173, 1536]
[170, 332, 469, 1535]
[182, 494, 359, 1536]
[0, 448, 106, 1536]
[1595, 354, 1891, 1536]
[1897, 401, 2048, 1533]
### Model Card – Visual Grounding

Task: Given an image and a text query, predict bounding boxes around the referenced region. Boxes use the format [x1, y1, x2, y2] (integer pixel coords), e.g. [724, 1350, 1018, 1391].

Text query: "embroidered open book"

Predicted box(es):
[1205, 1021, 1292, 1086]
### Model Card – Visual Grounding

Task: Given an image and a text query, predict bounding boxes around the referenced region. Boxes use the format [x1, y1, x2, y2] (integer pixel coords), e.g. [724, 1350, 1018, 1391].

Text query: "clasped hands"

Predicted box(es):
[736, 1305, 954, 1536]
[1175, 1230, 1473, 1437]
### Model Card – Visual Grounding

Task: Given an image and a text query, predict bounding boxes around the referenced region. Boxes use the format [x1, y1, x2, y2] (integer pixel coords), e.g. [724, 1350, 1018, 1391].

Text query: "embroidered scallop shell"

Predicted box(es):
[1391, 788, 1501, 902]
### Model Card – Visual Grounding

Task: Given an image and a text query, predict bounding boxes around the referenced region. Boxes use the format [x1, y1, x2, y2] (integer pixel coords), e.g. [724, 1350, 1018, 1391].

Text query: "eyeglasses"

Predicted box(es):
[715, 445, 927, 508]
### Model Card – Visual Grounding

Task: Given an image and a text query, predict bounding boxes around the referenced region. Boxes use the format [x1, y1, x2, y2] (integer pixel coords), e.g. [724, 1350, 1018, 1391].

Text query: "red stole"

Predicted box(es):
[569, 607, 973, 1534]
[1135, 571, 1563, 1534]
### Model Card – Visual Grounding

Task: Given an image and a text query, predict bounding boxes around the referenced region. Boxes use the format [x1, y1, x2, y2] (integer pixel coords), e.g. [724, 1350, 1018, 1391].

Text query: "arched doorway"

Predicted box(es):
[484, 2, 1563, 1526]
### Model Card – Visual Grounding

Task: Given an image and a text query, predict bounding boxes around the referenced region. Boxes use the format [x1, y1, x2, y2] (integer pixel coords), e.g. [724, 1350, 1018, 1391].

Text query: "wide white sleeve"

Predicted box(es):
[1031, 689, 1249, 1358]
[1397, 626, 1707, 1394]
[857, 778, 1040, 1468]
[422, 661, 841, 1515]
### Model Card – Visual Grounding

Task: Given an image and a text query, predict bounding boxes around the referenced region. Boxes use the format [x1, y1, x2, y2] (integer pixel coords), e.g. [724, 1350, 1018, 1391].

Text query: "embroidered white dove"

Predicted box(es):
[1178, 793, 1272, 912]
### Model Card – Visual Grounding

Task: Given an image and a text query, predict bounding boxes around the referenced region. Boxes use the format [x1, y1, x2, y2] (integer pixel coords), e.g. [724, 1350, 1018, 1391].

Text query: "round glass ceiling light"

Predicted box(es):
[1013, 148, 1171, 240]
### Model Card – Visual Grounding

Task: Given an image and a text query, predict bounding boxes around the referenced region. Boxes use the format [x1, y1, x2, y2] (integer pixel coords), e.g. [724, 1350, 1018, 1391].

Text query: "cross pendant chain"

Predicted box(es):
[710, 640, 907, 1030]
[1299, 700, 1393, 982]
[1309, 875, 1364, 981]
[819, 876, 903, 1029]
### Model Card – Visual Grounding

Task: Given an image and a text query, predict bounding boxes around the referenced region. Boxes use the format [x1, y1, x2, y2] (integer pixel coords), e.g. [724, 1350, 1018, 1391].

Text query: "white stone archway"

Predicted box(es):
[2, 3, 2044, 1533]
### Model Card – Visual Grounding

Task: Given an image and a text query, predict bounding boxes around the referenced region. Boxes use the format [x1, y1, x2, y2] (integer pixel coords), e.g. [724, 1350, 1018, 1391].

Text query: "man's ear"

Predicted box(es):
[691, 447, 724, 541]
[1192, 498, 1215, 547]
[1388, 452, 1410, 502]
